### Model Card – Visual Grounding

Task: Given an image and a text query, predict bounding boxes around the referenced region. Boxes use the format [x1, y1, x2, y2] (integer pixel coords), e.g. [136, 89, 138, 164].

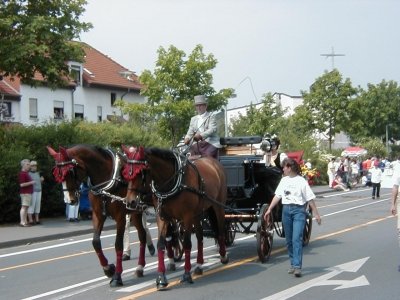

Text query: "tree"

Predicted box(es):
[0, 0, 92, 88]
[229, 93, 286, 136]
[117, 44, 234, 146]
[300, 69, 357, 151]
[347, 80, 400, 144]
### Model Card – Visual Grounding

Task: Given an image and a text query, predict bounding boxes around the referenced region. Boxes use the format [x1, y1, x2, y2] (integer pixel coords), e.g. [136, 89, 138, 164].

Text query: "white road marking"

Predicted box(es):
[261, 257, 370, 300]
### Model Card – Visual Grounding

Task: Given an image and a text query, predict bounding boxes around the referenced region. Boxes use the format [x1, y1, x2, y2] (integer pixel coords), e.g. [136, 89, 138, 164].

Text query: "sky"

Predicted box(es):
[80, 0, 399, 109]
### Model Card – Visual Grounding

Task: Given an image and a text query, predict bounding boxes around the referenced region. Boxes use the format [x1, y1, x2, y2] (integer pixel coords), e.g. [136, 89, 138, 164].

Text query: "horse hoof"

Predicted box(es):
[180, 272, 193, 284]
[148, 244, 156, 256]
[156, 273, 168, 290]
[194, 266, 203, 275]
[135, 269, 144, 278]
[220, 255, 229, 265]
[109, 274, 123, 287]
[167, 263, 176, 271]
[103, 263, 116, 278]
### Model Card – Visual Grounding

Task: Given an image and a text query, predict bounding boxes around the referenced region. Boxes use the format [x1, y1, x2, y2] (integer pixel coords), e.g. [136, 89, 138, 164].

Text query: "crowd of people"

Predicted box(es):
[326, 155, 396, 198]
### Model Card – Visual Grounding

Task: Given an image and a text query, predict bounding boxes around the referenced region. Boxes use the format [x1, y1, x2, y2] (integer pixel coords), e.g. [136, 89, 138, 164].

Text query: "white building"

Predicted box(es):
[0, 42, 145, 125]
[226, 92, 350, 149]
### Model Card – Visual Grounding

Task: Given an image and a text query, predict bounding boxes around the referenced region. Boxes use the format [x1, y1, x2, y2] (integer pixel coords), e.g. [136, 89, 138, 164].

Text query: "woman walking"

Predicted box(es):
[264, 157, 321, 277]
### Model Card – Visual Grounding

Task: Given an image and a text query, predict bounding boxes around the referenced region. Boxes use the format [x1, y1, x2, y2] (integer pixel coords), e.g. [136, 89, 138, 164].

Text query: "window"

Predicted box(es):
[70, 64, 82, 85]
[97, 106, 102, 122]
[0, 101, 11, 117]
[54, 101, 64, 119]
[29, 98, 38, 119]
[111, 93, 116, 106]
[74, 104, 84, 119]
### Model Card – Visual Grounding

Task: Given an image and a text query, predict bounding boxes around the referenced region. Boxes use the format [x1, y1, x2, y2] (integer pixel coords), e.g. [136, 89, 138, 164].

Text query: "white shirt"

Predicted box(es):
[370, 167, 382, 183]
[274, 175, 315, 205]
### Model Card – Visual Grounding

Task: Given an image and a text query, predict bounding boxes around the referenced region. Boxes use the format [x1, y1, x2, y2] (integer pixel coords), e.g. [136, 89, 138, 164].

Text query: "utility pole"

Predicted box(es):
[321, 47, 345, 69]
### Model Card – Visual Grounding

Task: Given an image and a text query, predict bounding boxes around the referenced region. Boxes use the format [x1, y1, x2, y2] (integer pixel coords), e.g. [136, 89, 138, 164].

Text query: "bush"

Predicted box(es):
[0, 120, 168, 224]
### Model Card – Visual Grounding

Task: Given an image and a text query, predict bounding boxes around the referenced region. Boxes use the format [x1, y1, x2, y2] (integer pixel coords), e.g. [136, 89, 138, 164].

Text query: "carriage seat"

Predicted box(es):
[219, 136, 262, 156]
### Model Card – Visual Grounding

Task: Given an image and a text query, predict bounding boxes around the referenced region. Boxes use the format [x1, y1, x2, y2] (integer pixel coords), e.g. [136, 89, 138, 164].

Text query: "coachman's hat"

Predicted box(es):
[194, 95, 207, 105]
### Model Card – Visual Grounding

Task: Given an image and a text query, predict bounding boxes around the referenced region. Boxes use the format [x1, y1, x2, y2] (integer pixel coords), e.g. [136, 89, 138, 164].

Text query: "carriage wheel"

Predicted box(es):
[224, 220, 236, 246]
[256, 203, 274, 263]
[171, 221, 184, 262]
[303, 207, 313, 246]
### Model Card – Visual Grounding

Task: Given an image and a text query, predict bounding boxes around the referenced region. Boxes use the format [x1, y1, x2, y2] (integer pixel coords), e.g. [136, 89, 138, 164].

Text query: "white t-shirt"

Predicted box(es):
[274, 175, 316, 205]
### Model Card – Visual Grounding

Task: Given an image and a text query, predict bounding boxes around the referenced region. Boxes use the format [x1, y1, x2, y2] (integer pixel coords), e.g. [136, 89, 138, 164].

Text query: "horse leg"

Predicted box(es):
[165, 222, 176, 271]
[180, 222, 193, 284]
[156, 219, 168, 290]
[215, 208, 229, 264]
[91, 212, 116, 278]
[109, 209, 125, 287]
[193, 219, 204, 275]
[131, 212, 147, 278]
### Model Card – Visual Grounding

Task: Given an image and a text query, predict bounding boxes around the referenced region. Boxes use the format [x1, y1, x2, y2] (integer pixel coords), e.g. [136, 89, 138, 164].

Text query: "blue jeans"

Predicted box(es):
[282, 204, 306, 269]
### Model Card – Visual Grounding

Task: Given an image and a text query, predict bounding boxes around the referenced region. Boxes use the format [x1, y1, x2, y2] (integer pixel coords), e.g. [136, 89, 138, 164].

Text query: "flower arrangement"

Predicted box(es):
[301, 165, 320, 186]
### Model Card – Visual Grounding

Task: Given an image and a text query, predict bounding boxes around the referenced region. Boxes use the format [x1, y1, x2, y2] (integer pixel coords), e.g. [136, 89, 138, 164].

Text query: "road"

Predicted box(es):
[1, 187, 399, 300]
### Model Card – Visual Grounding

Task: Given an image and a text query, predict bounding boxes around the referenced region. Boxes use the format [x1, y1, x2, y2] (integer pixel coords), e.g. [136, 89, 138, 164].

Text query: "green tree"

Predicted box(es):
[229, 92, 286, 136]
[347, 80, 400, 144]
[0, 0, 92, 88]
[300, 69, 357, 151]
[117, 44, 233, 146]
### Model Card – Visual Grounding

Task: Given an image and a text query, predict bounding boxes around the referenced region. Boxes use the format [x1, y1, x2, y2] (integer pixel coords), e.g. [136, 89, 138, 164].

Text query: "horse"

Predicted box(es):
[47, 144, 150, 287]
[121, 145, 229, 289]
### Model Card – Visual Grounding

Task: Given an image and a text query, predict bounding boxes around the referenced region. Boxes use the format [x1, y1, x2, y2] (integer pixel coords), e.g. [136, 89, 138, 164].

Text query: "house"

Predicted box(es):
[0, 42, 145, 125]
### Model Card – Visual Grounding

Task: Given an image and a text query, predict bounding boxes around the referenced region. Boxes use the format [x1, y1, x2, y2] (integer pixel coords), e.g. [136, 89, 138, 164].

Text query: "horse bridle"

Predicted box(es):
[53, 159, 81, 199]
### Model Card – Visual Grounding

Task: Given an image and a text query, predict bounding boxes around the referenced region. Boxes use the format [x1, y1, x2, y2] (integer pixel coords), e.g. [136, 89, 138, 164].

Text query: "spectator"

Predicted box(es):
[263, 157, 321, 278]
[64, 190, 80, 222]
[327, 157, 336, 188]
[183, 95, 221, 159]
[123, 210, 155, 261]
[332, 175, 350, 192]
[27, 160, 44, 225]
[370, 161, 382, 199]
[78, 182, 92, 220]
[350, 158, 360, 186]
[18, 159, 34, 227]
[305, 159, 312, 170]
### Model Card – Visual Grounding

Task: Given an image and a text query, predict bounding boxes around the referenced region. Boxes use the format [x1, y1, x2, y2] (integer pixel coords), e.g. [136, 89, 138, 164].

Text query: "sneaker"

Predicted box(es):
[288, 267, 295, 274]
[372, 196, 375, 199]
[294, 268, 302, 277]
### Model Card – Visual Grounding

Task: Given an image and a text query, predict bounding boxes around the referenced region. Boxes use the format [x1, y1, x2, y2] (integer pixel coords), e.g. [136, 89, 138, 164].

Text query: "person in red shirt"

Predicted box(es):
[18, 159, 34, 227]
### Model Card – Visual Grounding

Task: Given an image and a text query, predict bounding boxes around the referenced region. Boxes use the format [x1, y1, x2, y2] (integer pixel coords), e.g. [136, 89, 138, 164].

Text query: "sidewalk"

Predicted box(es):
[0, 185, 337, 249]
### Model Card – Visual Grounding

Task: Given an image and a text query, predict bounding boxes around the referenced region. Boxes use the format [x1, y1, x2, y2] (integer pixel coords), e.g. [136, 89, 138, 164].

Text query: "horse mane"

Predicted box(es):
[145, 147, 176, 162]
[73, 144, 113, 160]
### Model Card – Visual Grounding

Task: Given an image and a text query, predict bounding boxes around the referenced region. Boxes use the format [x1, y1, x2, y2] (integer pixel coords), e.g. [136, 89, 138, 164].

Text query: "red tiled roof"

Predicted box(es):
[2, 42, 142, 92]
[0, 77, 21, 97]
[81, 43, 142, 91]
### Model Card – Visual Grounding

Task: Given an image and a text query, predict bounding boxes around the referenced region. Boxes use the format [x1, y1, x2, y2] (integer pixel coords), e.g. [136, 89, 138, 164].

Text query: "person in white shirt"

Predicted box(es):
[370, 161, 382, 199]
[327, 157, 336, 188]
[264, 157, 321, 278]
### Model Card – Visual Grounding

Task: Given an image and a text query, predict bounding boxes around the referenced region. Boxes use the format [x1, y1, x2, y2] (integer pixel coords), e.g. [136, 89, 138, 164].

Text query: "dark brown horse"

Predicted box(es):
[122, 146, 229, 289]
[47, 145, 149, 287]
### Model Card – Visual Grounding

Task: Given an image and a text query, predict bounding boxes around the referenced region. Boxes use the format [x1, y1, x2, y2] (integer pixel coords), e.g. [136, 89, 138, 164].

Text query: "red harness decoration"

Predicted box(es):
[121, 145, 147, 181]
[47, 146, 75, 183]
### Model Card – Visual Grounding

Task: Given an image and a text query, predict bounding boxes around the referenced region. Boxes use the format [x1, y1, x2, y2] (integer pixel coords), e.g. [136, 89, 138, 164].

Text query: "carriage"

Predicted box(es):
[216, 136, 313, 263]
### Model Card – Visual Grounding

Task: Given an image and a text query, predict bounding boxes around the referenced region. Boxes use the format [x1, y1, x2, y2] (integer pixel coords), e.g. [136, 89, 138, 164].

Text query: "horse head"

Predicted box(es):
[47, 145, 81, 205]
[121, 145, 150, 208]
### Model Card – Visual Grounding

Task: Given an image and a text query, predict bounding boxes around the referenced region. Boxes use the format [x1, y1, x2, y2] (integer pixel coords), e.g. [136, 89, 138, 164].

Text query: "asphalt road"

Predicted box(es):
[1, 187, 399, 300]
